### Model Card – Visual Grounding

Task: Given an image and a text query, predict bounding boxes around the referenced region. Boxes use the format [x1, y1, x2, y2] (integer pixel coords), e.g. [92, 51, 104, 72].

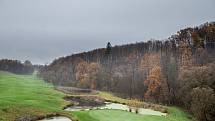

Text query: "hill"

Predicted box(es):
[38, 22, 215, 121]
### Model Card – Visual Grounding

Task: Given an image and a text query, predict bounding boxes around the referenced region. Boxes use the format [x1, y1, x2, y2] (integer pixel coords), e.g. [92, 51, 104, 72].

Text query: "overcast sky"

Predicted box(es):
[0, 0, 214, 64]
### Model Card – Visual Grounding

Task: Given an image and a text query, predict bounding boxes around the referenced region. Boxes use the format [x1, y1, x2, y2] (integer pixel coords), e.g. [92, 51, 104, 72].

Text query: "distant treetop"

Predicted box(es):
[106, 42, 112, 54]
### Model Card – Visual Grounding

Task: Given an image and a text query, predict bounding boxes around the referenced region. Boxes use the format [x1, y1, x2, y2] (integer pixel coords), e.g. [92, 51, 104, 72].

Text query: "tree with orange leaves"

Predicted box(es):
[144, 65, 169, 103]
[140, 53, 169, 103]
[75, 61, 101, 89]
[75, 61, 89, 88]
[88, 62, 100, 89]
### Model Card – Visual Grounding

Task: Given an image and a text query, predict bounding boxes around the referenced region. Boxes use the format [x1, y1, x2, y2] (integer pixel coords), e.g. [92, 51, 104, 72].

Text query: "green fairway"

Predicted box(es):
[73, 107, 193, 121]
[0, 71, 193, 121]
[0, 71, 71, 121]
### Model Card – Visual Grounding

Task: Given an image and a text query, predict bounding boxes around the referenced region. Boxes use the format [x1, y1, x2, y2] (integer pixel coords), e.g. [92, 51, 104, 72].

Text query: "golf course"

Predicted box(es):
[0, 71, 193, 121]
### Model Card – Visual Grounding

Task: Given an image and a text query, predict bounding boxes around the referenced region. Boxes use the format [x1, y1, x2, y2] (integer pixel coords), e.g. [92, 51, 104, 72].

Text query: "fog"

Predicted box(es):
[0, 0, 214, 64]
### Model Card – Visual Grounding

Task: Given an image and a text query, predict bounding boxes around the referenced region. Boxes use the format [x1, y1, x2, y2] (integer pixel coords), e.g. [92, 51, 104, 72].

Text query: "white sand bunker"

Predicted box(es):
[100, 102, 166, 116]
[66, 102, 166, 116]
[39, 117, 72, 121]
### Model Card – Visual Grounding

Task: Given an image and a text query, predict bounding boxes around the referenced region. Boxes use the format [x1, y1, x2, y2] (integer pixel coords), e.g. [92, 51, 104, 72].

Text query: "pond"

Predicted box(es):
[65, 102, 166, 116]
[38, 116, 72, 121]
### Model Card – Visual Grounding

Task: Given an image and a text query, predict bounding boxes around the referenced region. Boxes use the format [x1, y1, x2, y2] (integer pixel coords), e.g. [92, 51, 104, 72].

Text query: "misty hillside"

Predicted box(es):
[39, 22, 215, 87]
[38, 22, 215, 121]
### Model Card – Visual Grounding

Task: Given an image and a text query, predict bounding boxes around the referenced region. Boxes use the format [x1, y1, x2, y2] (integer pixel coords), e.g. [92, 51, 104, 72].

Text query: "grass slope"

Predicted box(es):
[0, 71, 193, 121]
[0, 71, 72, 121]
[73, 88, 194, 121]
[73, 107, 193, 121]
[71, 86, 194, 121]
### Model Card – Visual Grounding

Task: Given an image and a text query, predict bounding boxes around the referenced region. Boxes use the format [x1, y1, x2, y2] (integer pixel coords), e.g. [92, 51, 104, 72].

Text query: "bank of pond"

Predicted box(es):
[40, 96, 166, 121]
[65, 102, 166, 116]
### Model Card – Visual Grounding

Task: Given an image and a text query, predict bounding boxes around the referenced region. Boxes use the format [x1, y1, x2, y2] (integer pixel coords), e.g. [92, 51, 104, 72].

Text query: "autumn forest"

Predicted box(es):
[36, 22, 215, 121]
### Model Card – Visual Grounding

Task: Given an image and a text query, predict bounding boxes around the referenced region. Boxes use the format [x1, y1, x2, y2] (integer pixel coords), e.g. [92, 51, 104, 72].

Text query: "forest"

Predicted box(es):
[38, 22, 215, 121]
[0, 59, 34, 75]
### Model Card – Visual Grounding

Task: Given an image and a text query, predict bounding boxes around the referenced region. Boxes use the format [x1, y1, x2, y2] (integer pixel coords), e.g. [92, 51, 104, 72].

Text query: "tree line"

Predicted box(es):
[0, 59, 34, 75]
[39, 22, 215, 121]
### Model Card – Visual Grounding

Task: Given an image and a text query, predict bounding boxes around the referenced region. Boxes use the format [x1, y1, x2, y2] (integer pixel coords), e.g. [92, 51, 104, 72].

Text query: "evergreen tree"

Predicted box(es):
[106, 42, 112, 55]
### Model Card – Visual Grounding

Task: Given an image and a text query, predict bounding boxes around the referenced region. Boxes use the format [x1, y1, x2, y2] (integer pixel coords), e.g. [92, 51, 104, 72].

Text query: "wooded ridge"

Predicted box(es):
[38, 22, 215, 121]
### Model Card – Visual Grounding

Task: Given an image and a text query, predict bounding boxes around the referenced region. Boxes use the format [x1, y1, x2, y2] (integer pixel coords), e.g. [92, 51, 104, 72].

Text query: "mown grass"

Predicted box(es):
[0, 71, 73, 121]
[98, 91, 168, 112]
[73, 107, 193, 121]
[73, 90, 194, 121]
[0, 71, 194, 121]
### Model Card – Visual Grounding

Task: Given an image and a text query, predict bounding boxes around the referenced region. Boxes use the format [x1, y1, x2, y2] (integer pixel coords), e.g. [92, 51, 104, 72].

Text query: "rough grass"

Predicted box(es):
[72, 92, 194, 121]
[72, 91, 194, 121]
[98, 91, 168, 113]
[0, 71, 73, 121]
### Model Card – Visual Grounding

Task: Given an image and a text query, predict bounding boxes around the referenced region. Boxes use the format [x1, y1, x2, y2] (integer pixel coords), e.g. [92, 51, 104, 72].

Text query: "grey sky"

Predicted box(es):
[0, 0, 214, 64]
